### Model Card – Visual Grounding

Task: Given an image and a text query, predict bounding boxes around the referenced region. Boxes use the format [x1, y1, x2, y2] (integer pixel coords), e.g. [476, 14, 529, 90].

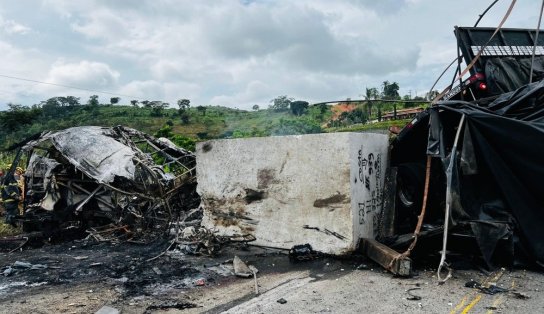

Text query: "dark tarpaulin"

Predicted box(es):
[485, 56, 544, 96]
[430, 79, 544, 265]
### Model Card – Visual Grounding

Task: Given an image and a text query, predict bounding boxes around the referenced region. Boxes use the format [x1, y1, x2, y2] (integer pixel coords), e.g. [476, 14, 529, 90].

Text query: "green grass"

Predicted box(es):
[0, 102, 412, 155]
[325, 119, 411, 133]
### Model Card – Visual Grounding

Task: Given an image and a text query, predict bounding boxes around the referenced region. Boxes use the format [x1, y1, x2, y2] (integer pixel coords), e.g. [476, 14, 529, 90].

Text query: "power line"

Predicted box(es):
[0, 73, 143, 100]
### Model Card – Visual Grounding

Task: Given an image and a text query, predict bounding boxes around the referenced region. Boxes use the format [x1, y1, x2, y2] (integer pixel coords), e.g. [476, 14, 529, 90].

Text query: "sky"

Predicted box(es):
[0, 0, 539, 110]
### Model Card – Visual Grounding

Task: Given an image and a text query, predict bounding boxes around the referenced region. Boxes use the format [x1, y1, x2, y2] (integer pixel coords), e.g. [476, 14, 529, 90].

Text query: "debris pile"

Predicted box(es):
[15, 125, 198, 242]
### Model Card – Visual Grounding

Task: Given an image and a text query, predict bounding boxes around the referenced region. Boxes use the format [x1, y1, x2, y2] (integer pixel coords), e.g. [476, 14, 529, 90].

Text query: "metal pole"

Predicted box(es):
[529, 0, 544, 84]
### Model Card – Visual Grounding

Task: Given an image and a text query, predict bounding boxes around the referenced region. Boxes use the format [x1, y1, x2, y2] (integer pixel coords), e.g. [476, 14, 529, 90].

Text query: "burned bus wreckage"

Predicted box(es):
[8, 126, 198, 240]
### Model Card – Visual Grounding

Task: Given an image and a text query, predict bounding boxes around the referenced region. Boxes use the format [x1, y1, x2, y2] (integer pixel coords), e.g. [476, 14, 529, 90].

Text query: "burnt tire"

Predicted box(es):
[395, 162, 425, 234]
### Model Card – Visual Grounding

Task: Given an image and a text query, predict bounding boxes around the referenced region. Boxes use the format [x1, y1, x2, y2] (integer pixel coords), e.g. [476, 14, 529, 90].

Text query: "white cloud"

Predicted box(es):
[1, 19, 31, 35]
[118, 80, 164, 101]
[45, 60, 120, 89]
[0, 0, 539, 110]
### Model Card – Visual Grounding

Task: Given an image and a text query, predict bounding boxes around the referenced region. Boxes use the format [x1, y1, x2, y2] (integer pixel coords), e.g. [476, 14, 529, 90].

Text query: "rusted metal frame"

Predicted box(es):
[123, 159, 173, 224]
[101, 182, 156, 200]
[74, 185, 103, 212]
[133, 158, 151, 193]
[361, 238, 411, 276]
[86, 224, 131, 242]
[68, 182, 116, 210]
[165, 156, 195, 173]
[124, 127, 195, 176]
[141, 138, 193, 173]
[172, 166, 197, 182]
[113, 127, 154, 163]
[56, 177, 97, 184]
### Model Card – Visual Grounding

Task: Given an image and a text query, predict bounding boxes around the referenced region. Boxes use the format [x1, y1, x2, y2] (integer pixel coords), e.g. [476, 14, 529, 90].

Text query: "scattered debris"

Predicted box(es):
[144, 301, 198, 313]
[302, 225, 347, 241]
[356, 263, 370, 270]
[172, 226, 256, 257]
[250, 265, 259, 295]
[406, 288, 422, 301]
[95, 305, 120, 314]
[289, 244, 324, 262]
[195, 278, 206, 286]
[233, 256, 253, 278]
[511, 291, 531, 299]
[2, 261, 48, 277]
[464, 281, 508, 295]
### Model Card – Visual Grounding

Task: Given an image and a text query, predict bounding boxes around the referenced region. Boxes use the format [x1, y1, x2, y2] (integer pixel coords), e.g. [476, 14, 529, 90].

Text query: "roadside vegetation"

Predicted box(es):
[0, 81, 432, 157]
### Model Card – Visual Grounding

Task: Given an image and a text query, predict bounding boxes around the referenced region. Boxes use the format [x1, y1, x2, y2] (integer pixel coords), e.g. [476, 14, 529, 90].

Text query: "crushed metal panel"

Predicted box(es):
[197, 132, 389, 255]
[48, 126, 137, 183]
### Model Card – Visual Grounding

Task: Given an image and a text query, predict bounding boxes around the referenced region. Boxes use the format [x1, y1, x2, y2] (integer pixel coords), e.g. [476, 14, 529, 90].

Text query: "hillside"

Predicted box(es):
[0, 101, 416, 164]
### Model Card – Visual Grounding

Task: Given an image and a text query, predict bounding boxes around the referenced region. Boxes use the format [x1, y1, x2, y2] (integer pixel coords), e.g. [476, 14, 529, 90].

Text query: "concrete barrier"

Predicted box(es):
[197, 132, 389, 255]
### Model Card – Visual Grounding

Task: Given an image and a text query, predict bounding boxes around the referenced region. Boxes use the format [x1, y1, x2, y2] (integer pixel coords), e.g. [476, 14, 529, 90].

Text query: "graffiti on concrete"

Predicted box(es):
[357, 145, 384, 237]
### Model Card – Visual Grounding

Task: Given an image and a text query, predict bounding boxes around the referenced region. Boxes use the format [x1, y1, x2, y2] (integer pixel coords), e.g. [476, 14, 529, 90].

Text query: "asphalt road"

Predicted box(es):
[1, 243, 543, 314]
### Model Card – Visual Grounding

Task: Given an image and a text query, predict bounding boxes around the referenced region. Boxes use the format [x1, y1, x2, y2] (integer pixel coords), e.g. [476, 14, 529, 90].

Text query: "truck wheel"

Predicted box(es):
[396, 162, 425, 234]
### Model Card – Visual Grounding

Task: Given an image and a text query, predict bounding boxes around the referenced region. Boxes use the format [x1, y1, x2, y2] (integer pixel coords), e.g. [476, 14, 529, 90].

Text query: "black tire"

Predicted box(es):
[396, 162, 425, 234]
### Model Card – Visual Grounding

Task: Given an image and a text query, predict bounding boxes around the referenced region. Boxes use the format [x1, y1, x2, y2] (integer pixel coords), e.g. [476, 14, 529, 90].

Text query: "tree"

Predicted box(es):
[252, 104, 260, 111]
[141, 100, 150, 108]
[177, 99, 191, 120]
[110, 97, 120, 105]
[0, 103, 38, 130]
[290, 100, 309, 116]
[130, 100, 139, 107]
[65, 96, 80, 106]
[270, 95, 293, 111]
[318, 103, 328, 115]
[364, 87, 379, 117]
[87, 95, 100, 107]
[150, 101, 167, 117]
[336, 107, 367, 125]
[196, 105, 207, 116]
[381, 81, 400, 100]
[177, 99, 190, 111]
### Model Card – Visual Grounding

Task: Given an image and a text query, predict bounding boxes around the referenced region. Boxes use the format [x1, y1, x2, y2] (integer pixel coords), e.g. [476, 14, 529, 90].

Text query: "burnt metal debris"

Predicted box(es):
[11, 125, 198, 242]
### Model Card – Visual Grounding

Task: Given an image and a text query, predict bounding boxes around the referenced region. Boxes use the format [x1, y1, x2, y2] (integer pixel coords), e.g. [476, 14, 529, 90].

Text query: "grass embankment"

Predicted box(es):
[325, 119, 410, 133]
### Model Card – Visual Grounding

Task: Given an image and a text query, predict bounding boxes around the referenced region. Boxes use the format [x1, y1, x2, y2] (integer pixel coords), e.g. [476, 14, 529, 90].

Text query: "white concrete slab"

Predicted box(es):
[196, 132, 389, 255]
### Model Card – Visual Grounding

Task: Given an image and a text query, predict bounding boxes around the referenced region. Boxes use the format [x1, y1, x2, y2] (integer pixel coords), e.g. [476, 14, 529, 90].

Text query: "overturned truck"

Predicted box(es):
[388, 26, 544, 271]
[13, 126, 197, 239]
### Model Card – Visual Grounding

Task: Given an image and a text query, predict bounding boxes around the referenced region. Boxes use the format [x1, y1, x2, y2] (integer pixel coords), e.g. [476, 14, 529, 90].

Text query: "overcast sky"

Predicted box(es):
[0, 0, 539, 110]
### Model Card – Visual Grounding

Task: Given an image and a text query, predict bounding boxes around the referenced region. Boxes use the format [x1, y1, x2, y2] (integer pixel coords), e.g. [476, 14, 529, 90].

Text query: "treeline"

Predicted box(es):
[0, 95, 330, 151]
[0, 80, 433, 151]
[330, 81, 432, 127]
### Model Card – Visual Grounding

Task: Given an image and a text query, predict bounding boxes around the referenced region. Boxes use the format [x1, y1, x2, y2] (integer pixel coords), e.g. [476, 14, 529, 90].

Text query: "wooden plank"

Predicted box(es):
[361, 238, 411, 276]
